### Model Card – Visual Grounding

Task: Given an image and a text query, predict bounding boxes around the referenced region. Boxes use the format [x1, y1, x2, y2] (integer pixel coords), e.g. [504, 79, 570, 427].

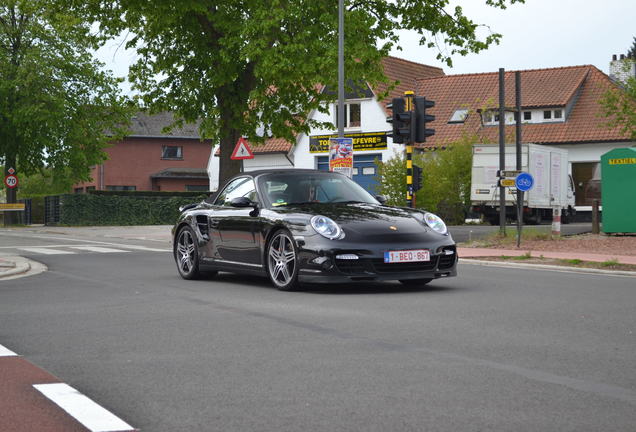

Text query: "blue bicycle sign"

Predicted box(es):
[515, 172, 534, 192]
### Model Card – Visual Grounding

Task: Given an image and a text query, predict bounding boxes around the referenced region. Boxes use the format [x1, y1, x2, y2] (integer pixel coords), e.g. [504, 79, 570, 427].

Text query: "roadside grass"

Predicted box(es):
[464, 228, 554, 248]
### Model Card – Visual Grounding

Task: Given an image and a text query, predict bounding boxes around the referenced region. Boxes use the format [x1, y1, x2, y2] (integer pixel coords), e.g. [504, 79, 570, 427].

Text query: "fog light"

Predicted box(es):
[443, 249, 455, 255]
[336, 254, 359, 260]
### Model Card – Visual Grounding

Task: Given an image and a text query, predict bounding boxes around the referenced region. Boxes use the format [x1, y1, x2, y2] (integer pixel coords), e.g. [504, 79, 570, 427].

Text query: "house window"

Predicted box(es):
[335, 102, 362, 129]
[186, 185, 208, 192]
[106, 185, 136, 191]
[86, 186, 95, 192]
[449, 109, 468, 124]
[74, 187, 84, 194]
[162, 145, 183, 160]
[554, 109, 563, 119]
[523, 111, 532, 121]
[543, 110, 552, 120]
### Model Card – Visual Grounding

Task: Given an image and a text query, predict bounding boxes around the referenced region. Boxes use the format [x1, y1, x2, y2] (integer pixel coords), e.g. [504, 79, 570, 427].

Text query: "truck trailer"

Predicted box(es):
[471, 143, 575, 225]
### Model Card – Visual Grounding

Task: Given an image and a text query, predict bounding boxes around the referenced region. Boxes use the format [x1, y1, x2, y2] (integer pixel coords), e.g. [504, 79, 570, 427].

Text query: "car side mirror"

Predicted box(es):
[375, 194, 388, 205]
[230, 196, 255, 208]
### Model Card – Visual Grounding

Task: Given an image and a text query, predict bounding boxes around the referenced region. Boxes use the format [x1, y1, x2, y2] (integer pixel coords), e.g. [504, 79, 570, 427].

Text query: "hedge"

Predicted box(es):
[57, 193, 208, 226]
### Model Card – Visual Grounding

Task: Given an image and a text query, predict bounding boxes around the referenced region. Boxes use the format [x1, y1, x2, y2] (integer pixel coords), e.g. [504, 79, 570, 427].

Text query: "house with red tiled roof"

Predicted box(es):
[415, 63, 634, 211]
[207, 56, 444, 192]
[74, 112, 212, 193]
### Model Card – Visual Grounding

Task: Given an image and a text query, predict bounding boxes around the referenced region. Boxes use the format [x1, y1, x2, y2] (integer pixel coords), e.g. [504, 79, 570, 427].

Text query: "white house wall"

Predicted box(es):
[292, 97, 401, 169]
[207, 145, 293, 191]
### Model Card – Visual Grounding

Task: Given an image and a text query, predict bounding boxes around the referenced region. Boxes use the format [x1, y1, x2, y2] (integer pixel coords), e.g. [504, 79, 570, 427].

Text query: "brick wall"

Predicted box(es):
[75, 137, 211, 192]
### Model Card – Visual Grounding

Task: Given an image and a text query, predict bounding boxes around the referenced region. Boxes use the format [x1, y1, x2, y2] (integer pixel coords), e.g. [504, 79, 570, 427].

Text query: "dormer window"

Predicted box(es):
[449, 109, 469, 124]
[335, 102, 361, 129]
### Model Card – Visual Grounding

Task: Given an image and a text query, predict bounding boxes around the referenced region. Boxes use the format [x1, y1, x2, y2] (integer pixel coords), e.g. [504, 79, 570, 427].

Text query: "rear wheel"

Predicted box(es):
[175, 226, 201, 280]
[267, 230, 300, 291]
[399, 278, 433, 287]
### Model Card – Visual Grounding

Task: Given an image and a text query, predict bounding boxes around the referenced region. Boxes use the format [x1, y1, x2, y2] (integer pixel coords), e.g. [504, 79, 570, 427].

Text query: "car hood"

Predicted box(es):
[271, 203, 451, 243]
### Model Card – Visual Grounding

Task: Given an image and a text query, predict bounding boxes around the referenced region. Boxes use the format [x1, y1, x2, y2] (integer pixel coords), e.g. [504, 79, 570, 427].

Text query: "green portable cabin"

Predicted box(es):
[601, 147, 636, 233]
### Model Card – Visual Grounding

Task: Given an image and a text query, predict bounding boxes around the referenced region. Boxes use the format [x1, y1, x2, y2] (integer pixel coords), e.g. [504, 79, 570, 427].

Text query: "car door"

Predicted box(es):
[211, 177, 262, 265]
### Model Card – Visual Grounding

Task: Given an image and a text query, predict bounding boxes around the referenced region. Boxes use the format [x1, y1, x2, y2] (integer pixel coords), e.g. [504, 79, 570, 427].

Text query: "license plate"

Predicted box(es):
[384, 249, 430, 263]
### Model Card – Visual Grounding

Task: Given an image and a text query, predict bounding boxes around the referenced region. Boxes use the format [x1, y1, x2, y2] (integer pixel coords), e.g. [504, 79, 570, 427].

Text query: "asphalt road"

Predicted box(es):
[1, 228, 635, 431]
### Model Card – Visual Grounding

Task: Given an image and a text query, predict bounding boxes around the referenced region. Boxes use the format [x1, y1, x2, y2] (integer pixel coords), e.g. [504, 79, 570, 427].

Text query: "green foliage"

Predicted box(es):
[627, 36, 636, 59]
[415, 136, 474, 224]
[16, 168, 74, 198]
[600, 59, 636, 141]
[375, 135, 475, 222]
[58, 194, 207, 226]
[72, 0, 524, 184]
[374, 152, 406, 206]
[0, 0, 134, 191]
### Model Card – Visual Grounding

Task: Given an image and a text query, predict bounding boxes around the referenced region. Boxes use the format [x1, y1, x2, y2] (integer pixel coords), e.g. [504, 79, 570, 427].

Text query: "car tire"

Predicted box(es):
[266, 229, 300, 291]
[175, 226, 202, 280]
[399, 278, 433, 287]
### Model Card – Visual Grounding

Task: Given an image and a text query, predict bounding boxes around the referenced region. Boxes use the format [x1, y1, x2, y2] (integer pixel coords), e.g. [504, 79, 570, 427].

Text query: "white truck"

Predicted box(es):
[470, 143, 576, 225]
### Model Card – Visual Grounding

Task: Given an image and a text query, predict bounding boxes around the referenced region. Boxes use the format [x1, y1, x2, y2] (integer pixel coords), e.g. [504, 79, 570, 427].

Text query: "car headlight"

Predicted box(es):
[423, 212, 448, 235]
[311, 215, 343, 240]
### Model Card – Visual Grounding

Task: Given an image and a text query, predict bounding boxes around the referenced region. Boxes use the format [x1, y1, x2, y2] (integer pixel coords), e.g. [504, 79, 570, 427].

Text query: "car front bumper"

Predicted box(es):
[295, 234, 458, 284]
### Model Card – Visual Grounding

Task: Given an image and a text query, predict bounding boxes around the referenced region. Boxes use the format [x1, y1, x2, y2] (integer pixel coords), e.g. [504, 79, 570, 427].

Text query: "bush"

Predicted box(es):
[56, 193, 207, 226]
[375, 134, 476, 224]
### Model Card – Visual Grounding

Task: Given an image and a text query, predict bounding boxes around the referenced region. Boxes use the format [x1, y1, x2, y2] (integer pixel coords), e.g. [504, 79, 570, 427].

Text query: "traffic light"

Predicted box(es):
[414, 96, 435, 142]
[412, 164, 423, 191]
[386, 97, 412, 144]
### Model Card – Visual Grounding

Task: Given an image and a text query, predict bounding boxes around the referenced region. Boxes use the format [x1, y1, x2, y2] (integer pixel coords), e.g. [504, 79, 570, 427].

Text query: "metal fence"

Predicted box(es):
[44, 195, 61, 226]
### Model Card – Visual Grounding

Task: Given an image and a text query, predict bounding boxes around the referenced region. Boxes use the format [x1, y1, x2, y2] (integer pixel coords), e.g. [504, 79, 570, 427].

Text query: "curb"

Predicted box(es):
[0, 257, 47, 281]
[459, 258, 636, 277]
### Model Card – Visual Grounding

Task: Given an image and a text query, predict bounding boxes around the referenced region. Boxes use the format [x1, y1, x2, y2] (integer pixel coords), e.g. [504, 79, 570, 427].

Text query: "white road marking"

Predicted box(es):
[18, 247, 76, 255]
[33, 383, 135, 432]
[70, 246, 130, 253]
[114, 244, 171, 252]
[0, 343, 18, 357]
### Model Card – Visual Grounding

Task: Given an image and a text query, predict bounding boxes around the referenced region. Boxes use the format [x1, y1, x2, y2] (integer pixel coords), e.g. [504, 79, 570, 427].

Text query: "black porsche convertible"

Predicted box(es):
[172, 169, 457, 290]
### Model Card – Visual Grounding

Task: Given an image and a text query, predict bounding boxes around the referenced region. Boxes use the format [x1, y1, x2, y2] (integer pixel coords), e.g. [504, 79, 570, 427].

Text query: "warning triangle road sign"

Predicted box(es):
[230, 137, 254, 160]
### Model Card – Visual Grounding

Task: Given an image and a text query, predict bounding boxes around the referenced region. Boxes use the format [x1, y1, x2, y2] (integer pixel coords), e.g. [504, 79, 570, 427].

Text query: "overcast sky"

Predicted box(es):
[95, 0, 636, 93]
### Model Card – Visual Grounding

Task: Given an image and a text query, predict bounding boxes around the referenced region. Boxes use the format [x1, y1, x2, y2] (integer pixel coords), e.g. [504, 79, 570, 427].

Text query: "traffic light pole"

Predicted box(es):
[405, 91, 415, 208]
[386, 90, 435, 209]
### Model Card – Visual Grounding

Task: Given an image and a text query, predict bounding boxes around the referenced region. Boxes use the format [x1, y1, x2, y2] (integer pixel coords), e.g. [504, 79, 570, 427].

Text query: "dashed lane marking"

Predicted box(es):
[0, 343, 18, 356]
[70, 246, 130, 253]
[34, 383, 136, 432]
[18, 247, 76, 255]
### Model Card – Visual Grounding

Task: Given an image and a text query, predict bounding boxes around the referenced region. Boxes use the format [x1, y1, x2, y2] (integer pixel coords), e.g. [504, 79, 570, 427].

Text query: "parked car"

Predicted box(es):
[172, 169, 457, 290]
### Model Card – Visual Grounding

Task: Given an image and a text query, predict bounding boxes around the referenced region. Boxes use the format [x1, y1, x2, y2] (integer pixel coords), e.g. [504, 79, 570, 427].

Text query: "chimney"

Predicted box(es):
[610, 52, 636, 84]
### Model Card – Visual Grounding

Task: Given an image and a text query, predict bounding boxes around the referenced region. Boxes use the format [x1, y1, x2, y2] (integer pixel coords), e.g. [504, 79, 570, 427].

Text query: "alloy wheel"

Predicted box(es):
[268, 232, 297, 289]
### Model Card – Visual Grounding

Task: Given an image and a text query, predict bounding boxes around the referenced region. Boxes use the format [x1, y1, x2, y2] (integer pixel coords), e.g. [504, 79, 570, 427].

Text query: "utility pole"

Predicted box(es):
[498, 68, 506, 235]
[337, 0, 344, 139]
[515, 71, 523, 247]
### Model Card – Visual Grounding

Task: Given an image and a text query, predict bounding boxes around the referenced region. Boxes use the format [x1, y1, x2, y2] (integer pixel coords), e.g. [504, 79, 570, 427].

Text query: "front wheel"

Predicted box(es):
[175, 226, 201, 280]
[267, 230, 300, 291]
[399, 278, 433, 287]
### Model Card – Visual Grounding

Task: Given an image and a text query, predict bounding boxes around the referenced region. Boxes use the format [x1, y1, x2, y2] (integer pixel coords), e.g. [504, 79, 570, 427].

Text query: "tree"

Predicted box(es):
[601, 61, 636, 141]
[415, 135, 475, 224]
[627, 36, 636, 59]
[374, 134, 477, 224]
[0, 0, 132, 221]
[77, 0, 524, 185]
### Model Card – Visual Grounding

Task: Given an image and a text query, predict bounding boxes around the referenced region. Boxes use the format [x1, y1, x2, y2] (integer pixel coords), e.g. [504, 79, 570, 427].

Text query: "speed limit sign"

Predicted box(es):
[4, 174, 18, 189]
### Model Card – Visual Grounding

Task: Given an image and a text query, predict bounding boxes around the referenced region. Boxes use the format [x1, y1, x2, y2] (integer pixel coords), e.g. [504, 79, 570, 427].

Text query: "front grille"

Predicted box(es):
[438, 246, 457, 269]
[335, 259, 368, 275]
[371, 257, 439, 273]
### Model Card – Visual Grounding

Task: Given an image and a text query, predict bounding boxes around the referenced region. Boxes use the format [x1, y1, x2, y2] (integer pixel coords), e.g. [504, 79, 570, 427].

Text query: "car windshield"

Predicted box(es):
[258, 172, 379, 208]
